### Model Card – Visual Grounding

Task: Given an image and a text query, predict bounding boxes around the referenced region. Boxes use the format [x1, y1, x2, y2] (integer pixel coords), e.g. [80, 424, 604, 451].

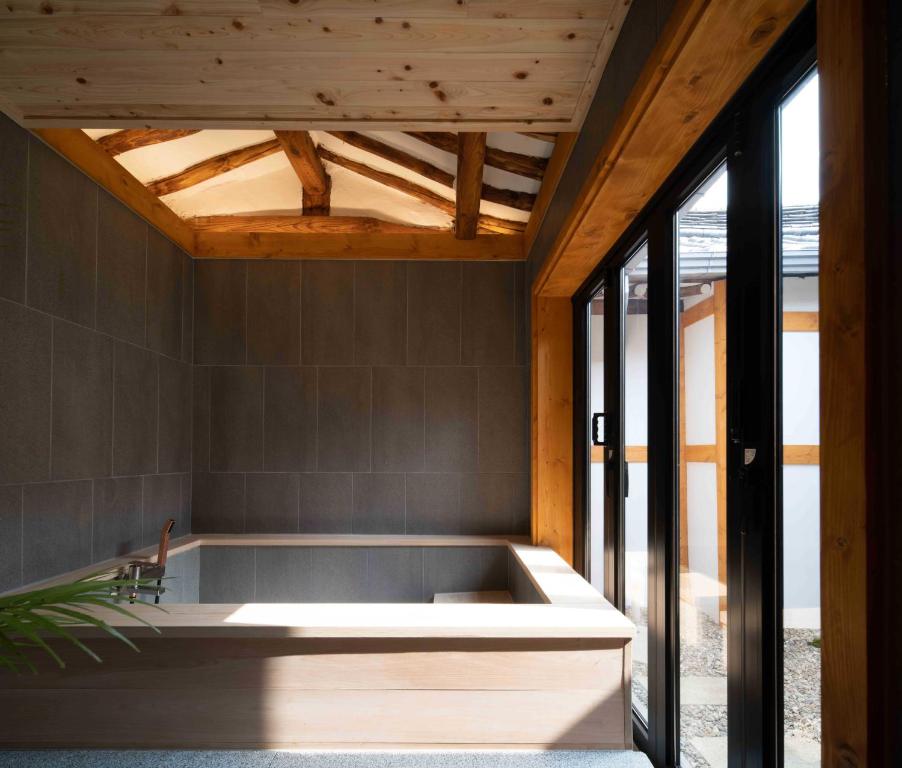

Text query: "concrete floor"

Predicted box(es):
[0, 751, 654, 768]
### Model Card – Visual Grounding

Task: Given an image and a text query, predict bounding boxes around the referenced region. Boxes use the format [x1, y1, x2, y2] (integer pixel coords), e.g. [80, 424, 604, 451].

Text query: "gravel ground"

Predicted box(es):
[677, 610, 821, 767]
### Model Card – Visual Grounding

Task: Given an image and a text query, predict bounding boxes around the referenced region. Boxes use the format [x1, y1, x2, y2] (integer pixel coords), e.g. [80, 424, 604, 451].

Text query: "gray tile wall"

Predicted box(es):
[0, 115, 194, 592]
[181, 545, 517, 604]
[192, 260, 529, 538]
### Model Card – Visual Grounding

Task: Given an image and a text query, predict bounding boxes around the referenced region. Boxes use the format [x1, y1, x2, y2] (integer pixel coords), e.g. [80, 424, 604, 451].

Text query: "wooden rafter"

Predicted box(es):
[146, 138, 282, 197]
[191, 215, 443, 235]
[316, 146, 524, 235]
[274, 130, 331, 215]
[327, 131, 454, 186]
[326, 130, 535, 211]
[97, 128, 200, 156]
[405, 132, 547, 180]
[519, 132, 558, 143]
[455, 132, 486, 240]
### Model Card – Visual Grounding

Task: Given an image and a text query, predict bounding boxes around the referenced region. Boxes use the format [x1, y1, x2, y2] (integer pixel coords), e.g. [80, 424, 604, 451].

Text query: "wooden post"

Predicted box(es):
[713, 279, 727, 623]
[455, 133, 487, 240]
[532, 295, 574, 564]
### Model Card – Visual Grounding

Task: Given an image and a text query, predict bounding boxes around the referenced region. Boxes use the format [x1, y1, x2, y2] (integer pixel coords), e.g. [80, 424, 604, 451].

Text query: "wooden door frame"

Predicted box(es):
[531, 0, 896, 764]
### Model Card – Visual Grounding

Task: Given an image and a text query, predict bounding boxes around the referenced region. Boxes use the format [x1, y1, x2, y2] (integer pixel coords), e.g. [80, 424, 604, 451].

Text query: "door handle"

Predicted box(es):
[591, 412, 606, 446]
[624, 460, 629, 498]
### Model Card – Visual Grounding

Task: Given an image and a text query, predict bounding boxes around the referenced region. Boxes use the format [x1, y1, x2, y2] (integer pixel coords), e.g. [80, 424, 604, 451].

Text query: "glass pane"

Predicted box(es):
[779, 70, 821, 768]
[677, 162, 729, 768]
[588, 289, 605, 594]
[623, 241, 649, 724]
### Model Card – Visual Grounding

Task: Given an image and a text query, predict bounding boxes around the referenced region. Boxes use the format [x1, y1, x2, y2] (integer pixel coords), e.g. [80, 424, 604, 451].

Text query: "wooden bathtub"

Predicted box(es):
[0, 535, 634, 750]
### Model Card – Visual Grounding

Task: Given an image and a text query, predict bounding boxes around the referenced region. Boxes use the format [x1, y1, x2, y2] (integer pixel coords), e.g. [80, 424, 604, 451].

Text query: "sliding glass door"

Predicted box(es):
[574, 9, 816, 767]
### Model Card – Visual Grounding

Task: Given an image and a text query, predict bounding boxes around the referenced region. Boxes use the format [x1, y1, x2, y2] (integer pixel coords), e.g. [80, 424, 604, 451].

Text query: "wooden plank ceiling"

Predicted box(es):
[0, 0, 630, 132]
[2, 0, 631, 259]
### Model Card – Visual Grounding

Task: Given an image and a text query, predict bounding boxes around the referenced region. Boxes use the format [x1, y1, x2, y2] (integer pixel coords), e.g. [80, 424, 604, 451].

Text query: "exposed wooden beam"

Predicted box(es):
[191, 215, 443, 235]
[326, 130, 535, 211]
[316, 146, 525, 235]
[327, 131, 454, 186]
[194, 231, 525, 261]
[274, 130, 331, 215]
[96, 128, 201, 156]
[34, 128, 194, 254]
[519, 132, 558, 143]
[456, 132, 486, 240]
[146, 138, 282, 197]
[533, 0, 807, 296]
[405, 132, 547, 180]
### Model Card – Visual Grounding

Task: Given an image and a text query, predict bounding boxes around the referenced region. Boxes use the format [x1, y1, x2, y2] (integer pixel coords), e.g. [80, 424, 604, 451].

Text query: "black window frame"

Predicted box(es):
[572, 5, 816, 767]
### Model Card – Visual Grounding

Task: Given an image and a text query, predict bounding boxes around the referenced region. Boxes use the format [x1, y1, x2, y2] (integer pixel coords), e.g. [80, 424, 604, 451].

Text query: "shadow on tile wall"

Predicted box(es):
[192, 259, 530, 538]
[0, 116, 193, 592]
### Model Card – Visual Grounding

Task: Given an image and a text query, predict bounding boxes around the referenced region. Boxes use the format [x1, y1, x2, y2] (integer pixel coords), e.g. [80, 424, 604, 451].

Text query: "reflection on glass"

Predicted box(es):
[623, 242, 649, 724]
[780, 71, 821, 768]
[588, 289, 605, 594]
[677, 162, 729, 768]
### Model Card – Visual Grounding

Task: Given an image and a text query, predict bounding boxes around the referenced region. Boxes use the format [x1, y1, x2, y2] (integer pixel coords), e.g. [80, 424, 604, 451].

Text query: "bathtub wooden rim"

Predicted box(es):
[3, 534, 635, 641]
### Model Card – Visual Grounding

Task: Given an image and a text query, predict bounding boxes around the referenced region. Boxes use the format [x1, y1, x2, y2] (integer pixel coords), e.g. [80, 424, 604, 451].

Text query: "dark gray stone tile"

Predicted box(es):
[96, 192, 147, 346]
[168, 545, 199, 602]
[180, 472, 192, 534]
[316, 366, 371, 472]
[405, 473, 459, 535]
[298, 473, 352, 533]
[113, 341, 158, 477]
[146, 228, 183, 359]
[191, 473, 245, 533]
[180, 255, 194, 363]
[366, 547, 424, 602]
[0, 485, 23, 592]
[509, 550, 544, 604]
[143, 473, 183, 546]
[51, 320, 113, 481]
[22, 480, 92, 584]
[210, 366, 263, 472]
[459, 473, 527, 535]
[0, 300, 51, 485]
[423, 546, 508, 600]
[0, 114, 28, 303]
[26, 138, 98, 327]
[158, 356, 192, 474]
[194, 260, 246, 365]
[354, 261, 406, 365]
[514, 262, 527, 365]
[407, 262, 461, 365]
[425, 367, 476, 472]
[372, 366, 423, 472]
[245, 473, 299, 533]
[199, 546, 255, 603]
[352, 473, 404, 534]
[192, 366, 210, 472]
[301, 260, 353, 364]
[461, 262, 516, 365]
[92, 476, 142, 562]
[255, 546, 312, 601]
[310, 547, 368, 602]
[264, 367, 316, 472]
[478, 366, 528, 473]
[247, 261, 300, 365]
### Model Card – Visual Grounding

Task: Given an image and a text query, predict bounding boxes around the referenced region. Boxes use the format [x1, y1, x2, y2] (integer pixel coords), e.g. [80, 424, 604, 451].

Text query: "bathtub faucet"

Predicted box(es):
[112, 518, 176, 605]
